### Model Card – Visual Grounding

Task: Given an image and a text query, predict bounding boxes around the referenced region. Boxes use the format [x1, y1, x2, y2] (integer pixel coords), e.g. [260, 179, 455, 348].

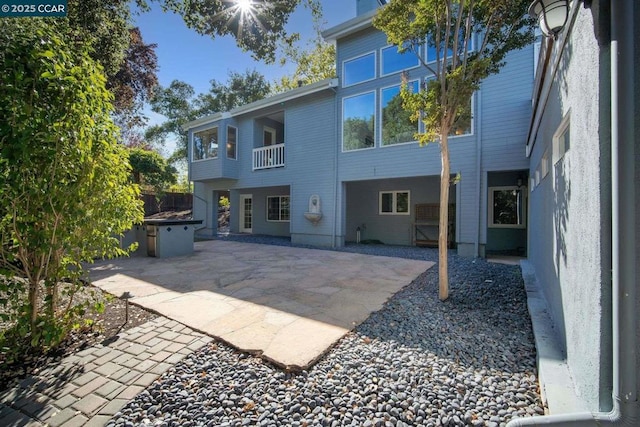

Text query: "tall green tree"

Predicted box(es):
[273, 36, 336, 92]
[146, 70, 271, 162]
[0, 18, 143, 350]
[67, 0, 159, 131]
[373, 0, 535, 300]
[273, 7, 336, 93]
[129, 147, 177, 191]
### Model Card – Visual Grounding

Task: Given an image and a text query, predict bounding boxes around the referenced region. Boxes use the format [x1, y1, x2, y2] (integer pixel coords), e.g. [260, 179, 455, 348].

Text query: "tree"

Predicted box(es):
[67, 0, 159, 131]
[109, 27, 159, 131]
[146, 70, 271, 162]
[0, 18, 143, 351]
[129, 147, 178, 191]
[143, 0, 322, 63]
[273, 10, 336, 94]
[373, 0, 535, 300]
[195, 70, 271, 117]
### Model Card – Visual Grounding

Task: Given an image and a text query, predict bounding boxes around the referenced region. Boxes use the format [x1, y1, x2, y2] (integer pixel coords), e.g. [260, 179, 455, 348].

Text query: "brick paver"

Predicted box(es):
[0, 318, 213, 426]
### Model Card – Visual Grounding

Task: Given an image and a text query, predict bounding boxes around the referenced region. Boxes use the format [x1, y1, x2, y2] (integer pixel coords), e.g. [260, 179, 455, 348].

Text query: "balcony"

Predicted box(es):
[253, 143, 285, 171]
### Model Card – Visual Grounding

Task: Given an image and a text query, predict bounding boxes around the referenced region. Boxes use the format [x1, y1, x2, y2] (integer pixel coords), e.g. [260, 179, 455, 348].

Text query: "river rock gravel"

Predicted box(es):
[108, 244, 543, 427]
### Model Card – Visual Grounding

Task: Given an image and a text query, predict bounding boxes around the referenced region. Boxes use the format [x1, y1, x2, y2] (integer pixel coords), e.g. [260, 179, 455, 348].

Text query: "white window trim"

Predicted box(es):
[553, 111, 570, 165]
[379, 190, 411, 215]
[379, 44, 421, 78]
[192, 126, 219, 162]
[342, 51, 377, 88]
[449, 93, 475, 139]
[266, 195, 290, 222]
[226, 125, 238, 160]
[341, 91, 377, 153]
[379, 80, 420, 148]
[488, 186, 527, 229]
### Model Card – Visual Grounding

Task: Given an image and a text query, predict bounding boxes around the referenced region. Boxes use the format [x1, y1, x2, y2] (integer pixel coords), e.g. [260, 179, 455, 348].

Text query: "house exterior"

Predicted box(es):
[514, 0, 640, 425]
[185, 0, 536, 258]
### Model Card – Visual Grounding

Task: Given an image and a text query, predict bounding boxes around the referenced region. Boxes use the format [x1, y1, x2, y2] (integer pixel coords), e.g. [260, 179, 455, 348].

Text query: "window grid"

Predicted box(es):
[379, 191, 410, 215]
[267, 196, 290, 222]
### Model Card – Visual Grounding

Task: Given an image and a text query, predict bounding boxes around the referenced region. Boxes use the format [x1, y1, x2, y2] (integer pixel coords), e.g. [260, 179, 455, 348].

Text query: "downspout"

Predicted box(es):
[507, 1, 638, 425]
[474, 87, 483, 257]
[331, 84, 339, 248]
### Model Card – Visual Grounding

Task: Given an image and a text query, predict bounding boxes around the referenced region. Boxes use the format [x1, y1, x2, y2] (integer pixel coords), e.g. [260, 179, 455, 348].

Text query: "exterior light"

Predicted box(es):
[528, 0, 570, 39]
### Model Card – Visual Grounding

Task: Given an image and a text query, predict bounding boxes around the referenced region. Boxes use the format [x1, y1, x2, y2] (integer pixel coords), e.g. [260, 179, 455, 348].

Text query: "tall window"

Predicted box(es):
[267, 196, 290, 222]
[424, 77, 473, 137]
[193, 127, 218, 160]
[381, 44, 419, 76]
[450, 97, 473, 136]
[381, 81, 419, 146]
[343, 52, 375, 87]
[379, 191, 410, 215]
[343, 92, 376, 151]
[227, 126, 237, 159]
[426, 33, 474, 63]
[489, 187, 526, 228]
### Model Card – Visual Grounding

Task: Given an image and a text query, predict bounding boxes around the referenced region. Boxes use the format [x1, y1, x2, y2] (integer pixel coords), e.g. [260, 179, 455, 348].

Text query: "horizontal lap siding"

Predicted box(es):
[286, 93, 337, 239]
[481, 46, 533, 171]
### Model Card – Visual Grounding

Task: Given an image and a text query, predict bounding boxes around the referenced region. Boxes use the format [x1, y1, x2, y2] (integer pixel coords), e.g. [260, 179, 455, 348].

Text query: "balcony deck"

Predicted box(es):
[253, 143, 285, 171]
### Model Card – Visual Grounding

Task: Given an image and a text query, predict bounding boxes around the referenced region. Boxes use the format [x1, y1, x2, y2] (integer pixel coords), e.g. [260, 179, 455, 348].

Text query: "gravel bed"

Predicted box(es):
[109, 243, 543, 427]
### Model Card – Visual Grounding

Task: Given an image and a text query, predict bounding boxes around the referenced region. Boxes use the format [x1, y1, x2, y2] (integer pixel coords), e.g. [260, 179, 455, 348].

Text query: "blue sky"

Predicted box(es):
[134, 1, 356, 98]
[133, 1, 356, 157]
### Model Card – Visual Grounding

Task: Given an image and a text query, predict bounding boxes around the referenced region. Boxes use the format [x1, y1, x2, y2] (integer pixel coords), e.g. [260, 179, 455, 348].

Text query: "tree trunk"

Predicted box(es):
[439, 131, 451, 301]
[29, 279, 39, 333]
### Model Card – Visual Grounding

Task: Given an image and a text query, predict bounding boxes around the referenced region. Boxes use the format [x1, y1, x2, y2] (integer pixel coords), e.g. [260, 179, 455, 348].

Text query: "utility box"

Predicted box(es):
[143, 219, 202, 258]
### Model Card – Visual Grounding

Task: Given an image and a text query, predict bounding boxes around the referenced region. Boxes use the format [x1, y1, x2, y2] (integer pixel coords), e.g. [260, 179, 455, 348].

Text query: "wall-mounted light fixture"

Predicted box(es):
[528, 0, 570, 39]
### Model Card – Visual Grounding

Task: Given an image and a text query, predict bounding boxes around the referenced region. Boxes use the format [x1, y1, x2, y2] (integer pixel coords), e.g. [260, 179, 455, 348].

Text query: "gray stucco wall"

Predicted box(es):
[527, 3, 612, 411]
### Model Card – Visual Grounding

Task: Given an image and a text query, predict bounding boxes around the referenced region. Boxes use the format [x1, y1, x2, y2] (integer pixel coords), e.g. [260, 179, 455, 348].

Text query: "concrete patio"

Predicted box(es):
[89, 240, 433, 370]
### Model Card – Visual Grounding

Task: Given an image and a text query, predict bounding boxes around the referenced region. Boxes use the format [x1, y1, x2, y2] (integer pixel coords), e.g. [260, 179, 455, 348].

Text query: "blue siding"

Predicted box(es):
[189, 18, 535, 254]
[189, 119, 240, 181]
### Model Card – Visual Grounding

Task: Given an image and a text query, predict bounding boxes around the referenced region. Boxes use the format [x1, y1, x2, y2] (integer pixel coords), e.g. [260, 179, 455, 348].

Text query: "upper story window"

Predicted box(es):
[381, 81, 419, 146]
[380, 44, 420, 76]
[426, 34, 474, 63]
[450, 97, 473, 136]
[424, 76, 473, 137]
[343, 91, 376, 151]
[227, 125, 237, 160]
[193, 127, 218, 161]
[343, 52, 376, 87]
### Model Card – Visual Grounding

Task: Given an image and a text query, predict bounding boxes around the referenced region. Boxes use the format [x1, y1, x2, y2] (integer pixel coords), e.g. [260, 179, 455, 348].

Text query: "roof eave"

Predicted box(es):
[322, 9, 377, 42]
[182, 78, 339, 131]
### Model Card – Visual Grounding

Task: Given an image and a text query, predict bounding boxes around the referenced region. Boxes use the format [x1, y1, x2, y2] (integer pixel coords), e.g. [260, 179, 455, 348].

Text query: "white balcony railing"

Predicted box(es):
[252, 143, 285, 171]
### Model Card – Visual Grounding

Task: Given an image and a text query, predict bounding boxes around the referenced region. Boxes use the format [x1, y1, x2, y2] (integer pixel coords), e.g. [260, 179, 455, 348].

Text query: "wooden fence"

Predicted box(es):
[142, 192, 193, 216]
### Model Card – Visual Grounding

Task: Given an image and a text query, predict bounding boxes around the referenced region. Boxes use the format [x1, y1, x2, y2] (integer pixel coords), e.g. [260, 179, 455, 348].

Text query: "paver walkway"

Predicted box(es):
[0, 318, 212, 427]
[89, 240, 433, 369]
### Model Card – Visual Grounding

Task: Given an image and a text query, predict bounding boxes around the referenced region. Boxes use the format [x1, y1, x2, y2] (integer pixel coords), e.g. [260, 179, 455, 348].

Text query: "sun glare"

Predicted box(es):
[236, 0, 253, 13]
